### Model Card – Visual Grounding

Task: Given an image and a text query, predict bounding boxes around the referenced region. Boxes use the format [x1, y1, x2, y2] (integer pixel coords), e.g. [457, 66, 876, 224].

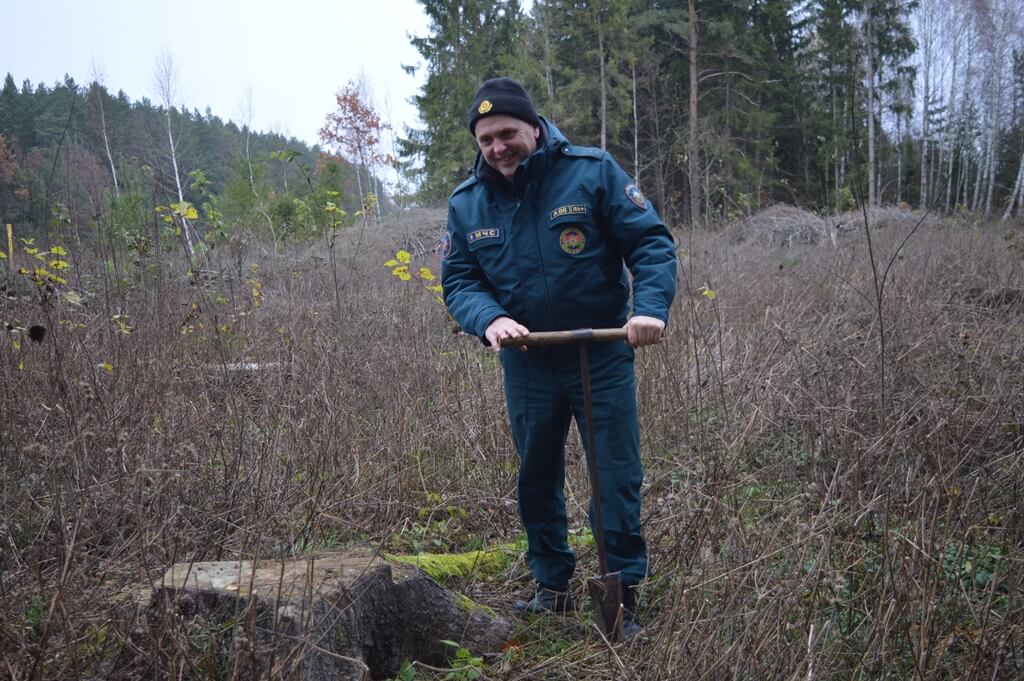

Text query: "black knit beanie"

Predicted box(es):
[468, 78, 541, 134]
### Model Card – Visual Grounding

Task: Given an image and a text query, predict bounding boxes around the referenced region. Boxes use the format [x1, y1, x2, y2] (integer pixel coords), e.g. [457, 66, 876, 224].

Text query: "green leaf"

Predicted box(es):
[397, 661, 416, 681]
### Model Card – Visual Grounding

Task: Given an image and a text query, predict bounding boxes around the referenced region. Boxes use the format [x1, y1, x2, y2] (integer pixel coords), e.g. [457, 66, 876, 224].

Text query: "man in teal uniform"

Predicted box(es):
[441, 78, 676, 636]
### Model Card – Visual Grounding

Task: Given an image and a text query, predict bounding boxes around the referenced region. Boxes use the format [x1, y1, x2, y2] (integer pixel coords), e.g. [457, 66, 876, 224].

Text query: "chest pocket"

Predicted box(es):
[466, 227, 511, 283]
[548, 204, 600, 259]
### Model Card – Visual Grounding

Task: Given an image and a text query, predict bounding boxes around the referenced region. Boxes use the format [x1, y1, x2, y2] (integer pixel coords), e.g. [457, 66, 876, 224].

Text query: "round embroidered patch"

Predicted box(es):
[559, 227, 586, 255]
[625, 183, 647, 210]
[478, 100, 493, 114]
[440, 231, 452, 259]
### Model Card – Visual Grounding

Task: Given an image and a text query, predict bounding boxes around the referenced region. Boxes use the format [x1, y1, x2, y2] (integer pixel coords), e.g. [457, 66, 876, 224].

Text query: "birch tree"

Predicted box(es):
[153, 51, 198, 256]
[916, 2, 937, 209]
[688, 0, 699, 226]
[88, 64, 119, 198]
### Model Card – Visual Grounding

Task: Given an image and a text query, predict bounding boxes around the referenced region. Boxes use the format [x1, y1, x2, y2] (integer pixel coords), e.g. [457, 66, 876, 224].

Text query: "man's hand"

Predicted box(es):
[624, 315, 665, 348]
[485, 316, 530, 353]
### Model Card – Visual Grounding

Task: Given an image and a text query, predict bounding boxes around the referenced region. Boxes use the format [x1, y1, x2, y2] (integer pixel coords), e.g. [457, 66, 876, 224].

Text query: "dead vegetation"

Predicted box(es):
[1, 208, 1022, 679]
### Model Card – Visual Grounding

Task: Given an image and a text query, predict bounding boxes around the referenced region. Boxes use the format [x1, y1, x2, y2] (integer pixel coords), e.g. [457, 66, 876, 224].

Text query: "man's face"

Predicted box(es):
[474, 115, 540, 180]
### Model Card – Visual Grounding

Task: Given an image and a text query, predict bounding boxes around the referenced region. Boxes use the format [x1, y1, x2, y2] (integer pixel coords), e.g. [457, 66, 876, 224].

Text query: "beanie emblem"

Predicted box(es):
[478, 100, 493, 114]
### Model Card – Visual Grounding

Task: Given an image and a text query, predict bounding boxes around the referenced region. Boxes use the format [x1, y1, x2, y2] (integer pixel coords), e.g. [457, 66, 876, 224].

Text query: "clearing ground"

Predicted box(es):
[2, 207, 1022, 679]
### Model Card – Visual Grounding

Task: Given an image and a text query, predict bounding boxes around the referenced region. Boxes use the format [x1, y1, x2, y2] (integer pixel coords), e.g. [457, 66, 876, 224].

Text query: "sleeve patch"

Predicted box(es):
[440, 231, 453, 259]
[625, 183, 647, 210]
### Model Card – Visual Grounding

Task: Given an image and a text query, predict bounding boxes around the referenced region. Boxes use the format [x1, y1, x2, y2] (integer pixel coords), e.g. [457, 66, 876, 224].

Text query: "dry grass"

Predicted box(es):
[1, 208, 1021, 680]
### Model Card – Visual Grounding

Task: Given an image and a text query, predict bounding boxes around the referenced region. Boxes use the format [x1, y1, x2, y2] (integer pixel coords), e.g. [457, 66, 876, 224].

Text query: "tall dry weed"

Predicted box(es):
[0, 210, 1020, 679]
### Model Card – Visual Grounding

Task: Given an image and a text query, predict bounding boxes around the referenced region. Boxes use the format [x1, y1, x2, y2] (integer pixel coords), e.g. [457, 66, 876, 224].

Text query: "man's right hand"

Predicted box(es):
[484, 316, 530, 353]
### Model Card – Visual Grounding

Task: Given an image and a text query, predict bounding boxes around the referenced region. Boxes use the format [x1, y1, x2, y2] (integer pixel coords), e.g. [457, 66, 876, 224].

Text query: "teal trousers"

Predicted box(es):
[500, 341, 647, 589]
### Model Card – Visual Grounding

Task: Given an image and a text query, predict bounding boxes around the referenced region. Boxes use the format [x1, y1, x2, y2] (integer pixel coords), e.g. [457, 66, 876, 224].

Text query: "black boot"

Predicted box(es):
[513, 583, 576, 615]
[622, 587, 644, 641]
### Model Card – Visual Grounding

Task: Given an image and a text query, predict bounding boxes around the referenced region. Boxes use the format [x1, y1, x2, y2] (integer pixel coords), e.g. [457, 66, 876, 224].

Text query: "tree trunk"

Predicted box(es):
[984, 40, 1007, 216]
[134, 549, 513, 681]
[896, 112, 902, 204]
[154, 52, 197, 258]
[865, 2, 876, 208]
[1002, 151, 1024, 220]
[91, 82, 119, 198]
[688, 0, 700, 227]
[540, 1, 555, 100]
[944, 19, 959, 214]
[632, 61, 640, 186]
[165, 109, 195, 256]
[971, 142, 985, 212]
[598, 18, 607, 152]
[919, 3, 933, 210]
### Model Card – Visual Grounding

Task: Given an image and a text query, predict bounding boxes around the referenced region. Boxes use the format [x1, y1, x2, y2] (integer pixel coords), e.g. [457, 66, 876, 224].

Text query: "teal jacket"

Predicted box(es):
[442, 119, 677, 343]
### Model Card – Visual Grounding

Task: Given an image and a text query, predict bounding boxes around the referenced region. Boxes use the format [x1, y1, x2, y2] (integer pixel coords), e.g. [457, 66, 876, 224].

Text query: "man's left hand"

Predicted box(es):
[624, 316, 666, 348]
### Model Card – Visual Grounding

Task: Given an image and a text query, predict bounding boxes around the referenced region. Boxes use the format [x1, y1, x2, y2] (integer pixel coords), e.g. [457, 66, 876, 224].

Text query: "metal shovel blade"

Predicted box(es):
[588, 571, 624, 641]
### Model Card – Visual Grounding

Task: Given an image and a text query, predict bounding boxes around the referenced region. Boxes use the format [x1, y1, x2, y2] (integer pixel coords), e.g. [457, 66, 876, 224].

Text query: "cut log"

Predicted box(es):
[140, 548, 513, 680]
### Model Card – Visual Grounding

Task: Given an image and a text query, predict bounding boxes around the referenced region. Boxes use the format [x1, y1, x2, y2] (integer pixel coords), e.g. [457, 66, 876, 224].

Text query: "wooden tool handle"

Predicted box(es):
[500, 327, 628, 347]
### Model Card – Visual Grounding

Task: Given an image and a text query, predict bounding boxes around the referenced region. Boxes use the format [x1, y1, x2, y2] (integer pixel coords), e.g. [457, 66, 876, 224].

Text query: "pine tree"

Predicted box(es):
[401, 0, 528, 202]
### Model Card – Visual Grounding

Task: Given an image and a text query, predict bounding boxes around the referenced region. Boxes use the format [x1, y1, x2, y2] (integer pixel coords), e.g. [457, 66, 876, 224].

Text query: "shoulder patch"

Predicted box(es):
[625, 183, 647, 210]
[561, 145, 604, 160]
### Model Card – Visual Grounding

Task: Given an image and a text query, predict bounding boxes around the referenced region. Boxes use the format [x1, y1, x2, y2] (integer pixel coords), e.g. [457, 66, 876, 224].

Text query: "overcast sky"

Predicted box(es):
[2, 0, 431, 148]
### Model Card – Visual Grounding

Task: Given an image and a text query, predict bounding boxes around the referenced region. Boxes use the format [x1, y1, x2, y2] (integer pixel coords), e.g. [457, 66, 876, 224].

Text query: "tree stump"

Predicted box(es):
[141, 548, 513, 680]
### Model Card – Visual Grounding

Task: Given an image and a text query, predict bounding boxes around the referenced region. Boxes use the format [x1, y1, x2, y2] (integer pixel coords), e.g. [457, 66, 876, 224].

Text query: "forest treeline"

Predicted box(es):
[1, 0, 1023, 254]
[0, 72, 383, 250]
[406, 0, 1024, 223]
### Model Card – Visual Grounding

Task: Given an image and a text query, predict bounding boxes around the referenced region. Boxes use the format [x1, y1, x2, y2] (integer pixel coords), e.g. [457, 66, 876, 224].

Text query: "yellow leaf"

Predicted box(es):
[175, 226, 182, 236]
[99, 363, 113, 372]
[18, 360, 24, 370]
[396, 250, 412, 264]
[392, 265, 409, 277]
[48, 259, 69, 270]
[24, 247, 38, 255]
[397, 271, 412, 281]
[184, 206, 199, 220]
[419, 267, 435, 281]
[384, 259, 399, 267]
[50, 246, 68, 256]
[0, 251, 6, 259]
[428, 284, 443, 293]
[12, 340, 21, 351]
[701, 288, 717, 300]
